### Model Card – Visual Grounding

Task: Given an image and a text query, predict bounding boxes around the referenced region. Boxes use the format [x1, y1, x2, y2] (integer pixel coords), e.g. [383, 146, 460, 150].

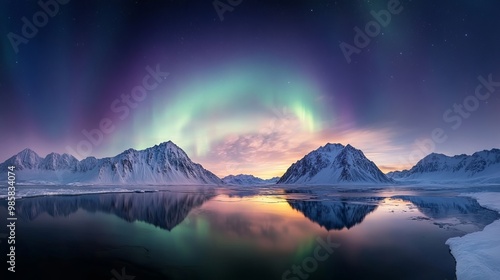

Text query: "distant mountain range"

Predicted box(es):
[1, 141, 499, 186]
[222, 174, 280, 185]
[387, 149, 500, 184]
[277, 143, 393, 184]
[0, 141, 222, 185]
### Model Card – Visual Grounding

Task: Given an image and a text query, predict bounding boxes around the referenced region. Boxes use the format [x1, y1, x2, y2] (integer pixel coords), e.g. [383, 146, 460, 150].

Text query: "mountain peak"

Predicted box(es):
[158, 140, 175, 147]
[323, 143, 345, 148]
[278, 143, 391, 184]
[2, 148, 43, 170]
[316, 143, 345, 155]
[18, 148, 39, 156]
[153, 141, 185, 153]
[342, 144, 360, 154]
[427, 152, 446, 157]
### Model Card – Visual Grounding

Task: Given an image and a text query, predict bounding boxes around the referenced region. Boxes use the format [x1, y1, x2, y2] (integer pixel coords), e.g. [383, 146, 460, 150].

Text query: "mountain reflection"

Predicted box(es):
[17, 190, 215, 231]
[395, 195, 500, 222]
[287, 197, 382, 230]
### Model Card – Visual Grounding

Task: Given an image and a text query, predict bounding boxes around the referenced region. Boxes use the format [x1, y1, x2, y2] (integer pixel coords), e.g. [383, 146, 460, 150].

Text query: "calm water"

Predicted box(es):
[1, 187, 499, 280]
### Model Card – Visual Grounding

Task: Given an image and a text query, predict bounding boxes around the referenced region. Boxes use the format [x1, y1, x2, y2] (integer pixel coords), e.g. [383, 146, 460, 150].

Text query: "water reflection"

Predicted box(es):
[395, 195, 499, 223]
[14, 190, 500, 236]
[287, 197, 383, 230]
[17, 190, 215, 230]
[5, 190, 500, 280]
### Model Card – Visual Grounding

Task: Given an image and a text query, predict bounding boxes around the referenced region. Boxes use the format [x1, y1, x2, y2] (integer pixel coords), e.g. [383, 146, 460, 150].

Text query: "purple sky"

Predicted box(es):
[1, 0, 499, 177]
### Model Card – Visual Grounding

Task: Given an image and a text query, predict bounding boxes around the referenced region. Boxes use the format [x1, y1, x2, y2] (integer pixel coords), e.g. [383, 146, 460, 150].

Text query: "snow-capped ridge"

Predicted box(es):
[388, 148, 500, 184]
[39, 152, 78, 170]
[0, 141, 223, 185]
[222, 174, 280, 185]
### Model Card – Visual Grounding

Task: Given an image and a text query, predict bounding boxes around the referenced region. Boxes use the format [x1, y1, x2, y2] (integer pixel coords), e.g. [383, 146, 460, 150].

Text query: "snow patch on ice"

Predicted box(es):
[446, 192, 500, 280]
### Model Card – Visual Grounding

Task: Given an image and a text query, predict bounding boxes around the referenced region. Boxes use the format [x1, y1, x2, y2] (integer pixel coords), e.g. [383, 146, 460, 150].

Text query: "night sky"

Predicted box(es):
[1, 0, 499, 178]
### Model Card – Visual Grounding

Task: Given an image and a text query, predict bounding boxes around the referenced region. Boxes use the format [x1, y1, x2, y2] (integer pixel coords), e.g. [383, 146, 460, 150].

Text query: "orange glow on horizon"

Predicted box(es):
[195, 121, 413, 179]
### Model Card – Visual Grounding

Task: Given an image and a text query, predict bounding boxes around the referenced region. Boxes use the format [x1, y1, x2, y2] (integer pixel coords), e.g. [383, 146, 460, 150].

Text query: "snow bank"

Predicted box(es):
[446, 192, 500, 280]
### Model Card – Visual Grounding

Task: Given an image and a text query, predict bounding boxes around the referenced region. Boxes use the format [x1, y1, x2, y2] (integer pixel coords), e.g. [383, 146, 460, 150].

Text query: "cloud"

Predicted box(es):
[196, 114, 408, 178]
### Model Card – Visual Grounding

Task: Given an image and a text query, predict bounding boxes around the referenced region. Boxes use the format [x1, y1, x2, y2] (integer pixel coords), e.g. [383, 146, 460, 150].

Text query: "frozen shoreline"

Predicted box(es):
[0, 184, 219, 199]
[446, 192, 500, 280]
[1, 183, 500, 199]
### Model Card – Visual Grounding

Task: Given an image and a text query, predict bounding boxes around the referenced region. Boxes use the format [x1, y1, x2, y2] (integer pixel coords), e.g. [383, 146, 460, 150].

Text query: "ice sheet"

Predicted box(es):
[446, 192, 500, 280]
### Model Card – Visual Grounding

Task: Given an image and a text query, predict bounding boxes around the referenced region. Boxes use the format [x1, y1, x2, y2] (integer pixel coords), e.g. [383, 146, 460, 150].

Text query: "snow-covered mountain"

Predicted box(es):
[277, 143, 392, 184]
[2, 148, 44, 170]
[222, 174, 280, 185]
[387, 149, 500, 184]
[39, 152, 79, 170]
[0, 141, 223, 185]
